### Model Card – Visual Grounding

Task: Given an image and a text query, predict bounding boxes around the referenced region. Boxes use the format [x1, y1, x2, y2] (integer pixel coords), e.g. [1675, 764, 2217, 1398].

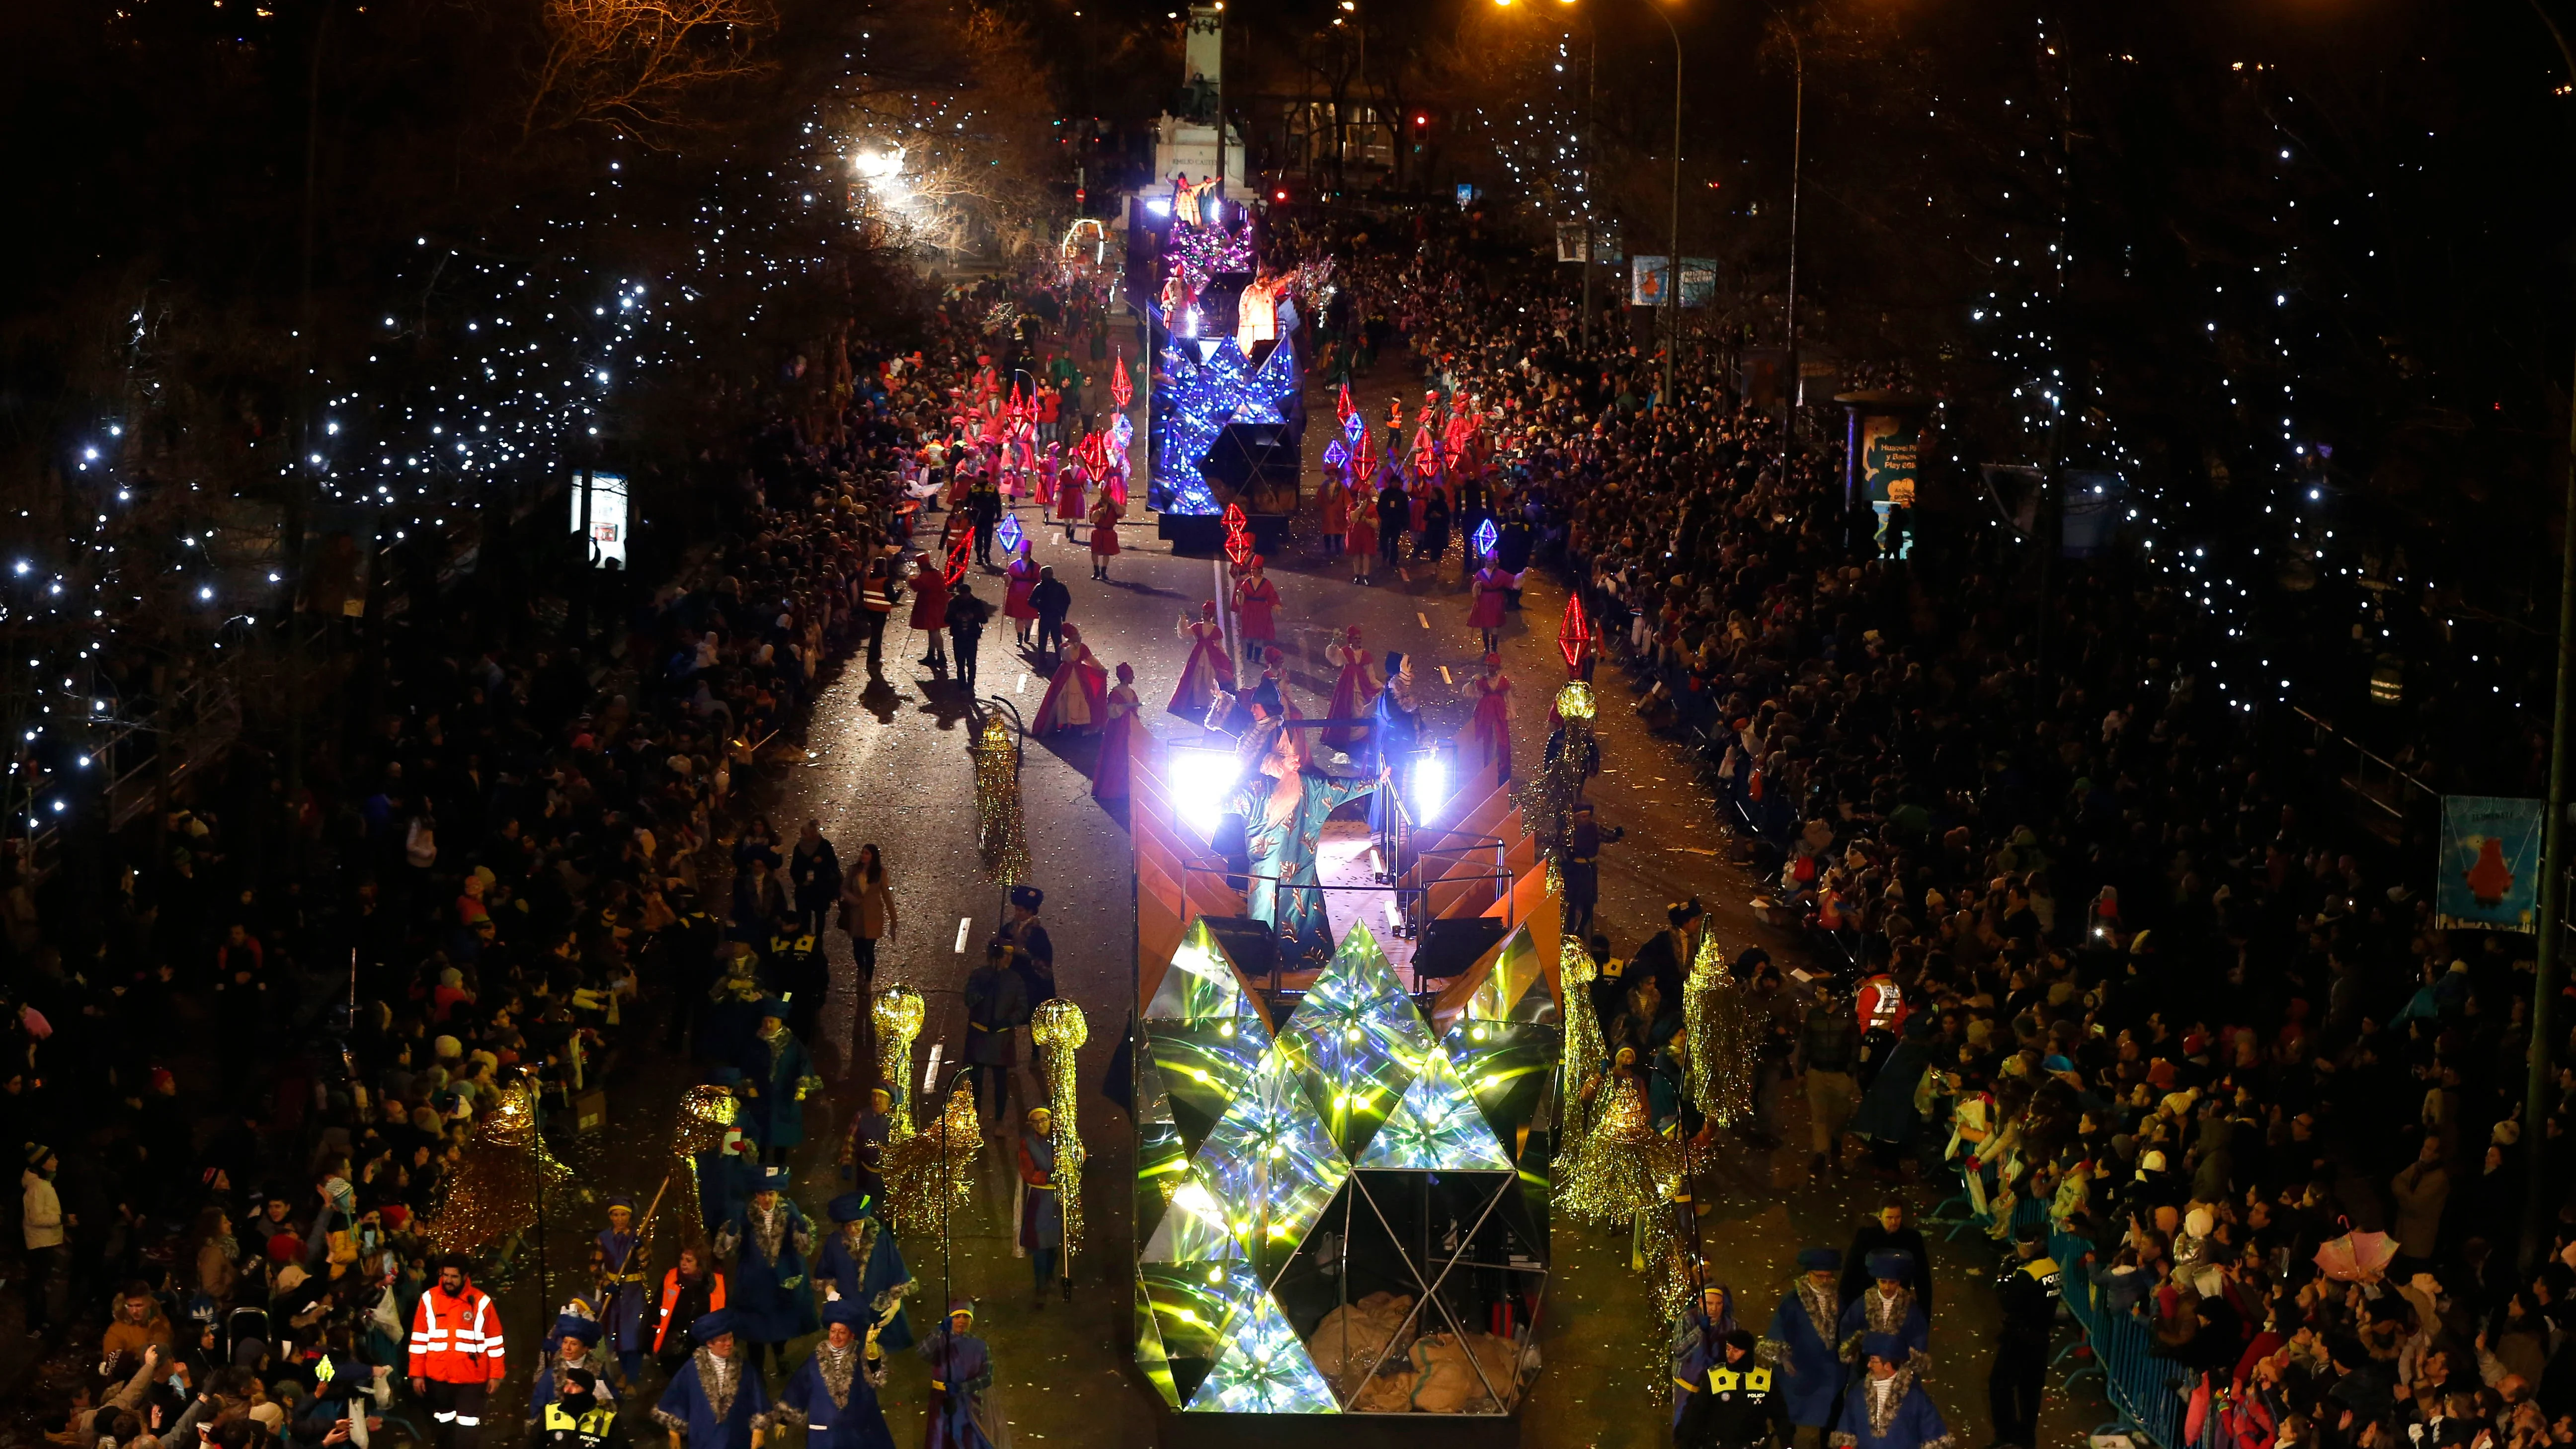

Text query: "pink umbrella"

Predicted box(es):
[2313, 1228, 2397, 1283]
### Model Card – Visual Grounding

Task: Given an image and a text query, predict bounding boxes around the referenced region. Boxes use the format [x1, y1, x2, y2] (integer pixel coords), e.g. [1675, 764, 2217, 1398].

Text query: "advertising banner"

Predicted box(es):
[1629, 255, 1668, 308]
[1554, 223, 1623, 263]
[1856, 414, 1921, 507]
[569, 469, 630, 568]
[1678, 257, 1717, 309]
[2436, 795, 2544, 933]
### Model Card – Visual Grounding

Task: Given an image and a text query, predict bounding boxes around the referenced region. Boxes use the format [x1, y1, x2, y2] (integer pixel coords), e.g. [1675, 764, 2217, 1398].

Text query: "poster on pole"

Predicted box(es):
[1554, 223, 1622, 263]
[2436, 796, 2544, 932]
[1630, 255, 1669, 308]
[1678, 257, 1718, 309]
[568, 469, 631, 568]
[1855, 414, 1921, 507]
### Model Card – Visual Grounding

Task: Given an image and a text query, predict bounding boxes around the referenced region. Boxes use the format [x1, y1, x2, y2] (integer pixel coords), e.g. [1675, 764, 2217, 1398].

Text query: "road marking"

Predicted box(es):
[955, 915, 972, 953]
[1439, 665, 1453, 685]
[1417, 611, 1430, 629]
[924, 1044, 944, 1092]
[1015, 672, 1028, 693]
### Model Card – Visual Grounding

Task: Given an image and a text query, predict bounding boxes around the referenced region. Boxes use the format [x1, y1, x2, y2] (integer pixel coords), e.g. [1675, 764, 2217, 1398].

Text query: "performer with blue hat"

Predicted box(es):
[739, 999, 820, 1167]
[715, 1177, 817, 1382]
[1830, 1333, 1951, 1449]
[593, 1196, 649, 1383]
[776, 1300, 895, 1449]
[529, 1313, 620, 1427]
[1759, 1247, 1848, 1449]
[530, 1368, 626, 1449]
[653, 1311, 772, 1449]
[817, 1192, 916, 1353]
[1839, 1251, 1929, 1371]
[916, 1300, 995, 1449]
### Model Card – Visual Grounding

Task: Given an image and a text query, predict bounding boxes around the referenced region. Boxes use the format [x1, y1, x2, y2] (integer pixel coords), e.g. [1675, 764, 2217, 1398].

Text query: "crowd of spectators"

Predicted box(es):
[1315, 217, 2576, 1449]
[0, 266, 1105, 1447]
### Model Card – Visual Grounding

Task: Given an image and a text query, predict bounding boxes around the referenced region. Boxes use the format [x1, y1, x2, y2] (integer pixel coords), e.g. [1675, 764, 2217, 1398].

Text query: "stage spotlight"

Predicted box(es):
[1167, 746, 1246, 841]
[1406, 752, 1448, 820]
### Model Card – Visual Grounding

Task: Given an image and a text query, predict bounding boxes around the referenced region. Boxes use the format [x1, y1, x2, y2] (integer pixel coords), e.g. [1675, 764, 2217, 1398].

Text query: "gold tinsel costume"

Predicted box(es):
[1553, 1058, 1679, 1229]
[1519, 683, 1598, 868]
[884, 1084, 979, 1238]
[1683, 927, 1755, 1130]
[424, 1075, 572, 1255]
[1028, 998, 1088, 1264]
[1558, 936, 1609, 1146]
[871, 986, 926, 1141]
[676, 1084, 742, 1237]
[972, 714, 1031, 884]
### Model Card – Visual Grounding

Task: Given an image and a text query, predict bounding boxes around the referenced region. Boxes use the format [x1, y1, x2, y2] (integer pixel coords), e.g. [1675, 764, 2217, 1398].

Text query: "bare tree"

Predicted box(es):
[827, 4, 1062, 257]
[522, 0, 780, 146]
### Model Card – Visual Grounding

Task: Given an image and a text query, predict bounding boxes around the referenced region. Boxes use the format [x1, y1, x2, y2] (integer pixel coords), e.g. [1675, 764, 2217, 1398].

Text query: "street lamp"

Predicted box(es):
[1531, 0, 1684, 402]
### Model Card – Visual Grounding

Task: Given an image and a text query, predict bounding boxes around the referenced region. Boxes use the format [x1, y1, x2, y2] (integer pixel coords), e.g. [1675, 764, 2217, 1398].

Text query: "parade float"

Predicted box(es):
[1132, 173, 1320, 557]
[1122, 692, 1570, 1445]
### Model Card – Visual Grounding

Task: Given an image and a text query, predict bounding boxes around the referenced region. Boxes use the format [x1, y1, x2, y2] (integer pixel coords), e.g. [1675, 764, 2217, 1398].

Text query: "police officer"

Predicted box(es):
[1987, 1224, 2062, 1449]
[661, 885, 722, 1056]
[1677, 1329, 1784, 1449]
[764, 919, 826, 1044]
[530, 1369, 626, 1449]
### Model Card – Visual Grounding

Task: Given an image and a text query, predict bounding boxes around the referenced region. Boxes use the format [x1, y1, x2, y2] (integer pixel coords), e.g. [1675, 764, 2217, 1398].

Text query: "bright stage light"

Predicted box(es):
[1148, 197, 1172, 217]
[1406, 753, 1448, 819]
[1168, 747, 1246, 841]
[853, 147, 905, 180]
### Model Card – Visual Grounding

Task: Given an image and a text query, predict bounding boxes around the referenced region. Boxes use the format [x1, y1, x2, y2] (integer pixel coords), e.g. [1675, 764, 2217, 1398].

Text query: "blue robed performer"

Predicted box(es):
[1669, 1285, 1736, 1431]
[843, 1085, 894, 1206]
[593, 1197, 649, 1382]
[715, 1179, 818, 1378]
[652, 1311, 773, 1449]
[915, 1301, 996, 1449]
[530, 1313, 622, 1426]
[1223, 718, 1384, 965]
[738, 1000, 820, 1164]
[1829, 1333, 1953, 1449]
[1758, 1247, 1848, 1433]
[816, 1193, 916, 1353]
[776, 1302, 896, 1449]
[1837, 1252, 1929, 1372]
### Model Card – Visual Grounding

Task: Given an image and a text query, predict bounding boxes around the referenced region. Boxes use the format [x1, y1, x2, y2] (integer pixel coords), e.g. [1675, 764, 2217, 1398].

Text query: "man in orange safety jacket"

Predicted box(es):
[409, 1256, 506, 1449]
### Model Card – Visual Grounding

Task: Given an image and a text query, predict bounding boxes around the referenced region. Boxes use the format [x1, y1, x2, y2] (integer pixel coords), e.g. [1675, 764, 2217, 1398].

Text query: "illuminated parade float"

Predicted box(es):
[1120, 674, 1573, 1443]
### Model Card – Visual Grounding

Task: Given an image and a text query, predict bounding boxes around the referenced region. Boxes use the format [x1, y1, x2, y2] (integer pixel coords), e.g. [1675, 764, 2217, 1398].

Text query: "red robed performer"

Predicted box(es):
[1033, 624, 1110, 736]
[1232, 557, 1281, 653]
[1093, 663, 1141, 804]
[1465, 652, 1516, 784]
[1323, 626, 1378, 749]
[1169, 602, 1235, 718]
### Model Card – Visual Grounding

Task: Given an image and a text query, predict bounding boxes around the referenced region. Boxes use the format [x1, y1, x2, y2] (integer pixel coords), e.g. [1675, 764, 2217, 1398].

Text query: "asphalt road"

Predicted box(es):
[463, 348, 2111, 1449]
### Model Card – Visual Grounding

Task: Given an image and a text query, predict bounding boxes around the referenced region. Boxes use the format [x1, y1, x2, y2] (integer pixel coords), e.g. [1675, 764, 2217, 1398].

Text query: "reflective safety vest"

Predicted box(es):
[1706, 1366, 1773, 1394]
[541, 1402, 617, 1449]
[409, 1285, 505, 1383]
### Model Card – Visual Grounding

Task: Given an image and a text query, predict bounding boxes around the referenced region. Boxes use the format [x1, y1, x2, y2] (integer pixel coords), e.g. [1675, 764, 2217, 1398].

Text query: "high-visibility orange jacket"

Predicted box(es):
[408, 1282, 506, 1383]
[654, 1267, 727, 1354]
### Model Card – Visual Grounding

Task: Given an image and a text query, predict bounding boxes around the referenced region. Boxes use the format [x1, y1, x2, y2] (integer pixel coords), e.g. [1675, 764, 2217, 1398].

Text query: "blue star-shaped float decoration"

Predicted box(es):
[1153, 333, 1303, 516]
[996, 511, 1025, 557]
